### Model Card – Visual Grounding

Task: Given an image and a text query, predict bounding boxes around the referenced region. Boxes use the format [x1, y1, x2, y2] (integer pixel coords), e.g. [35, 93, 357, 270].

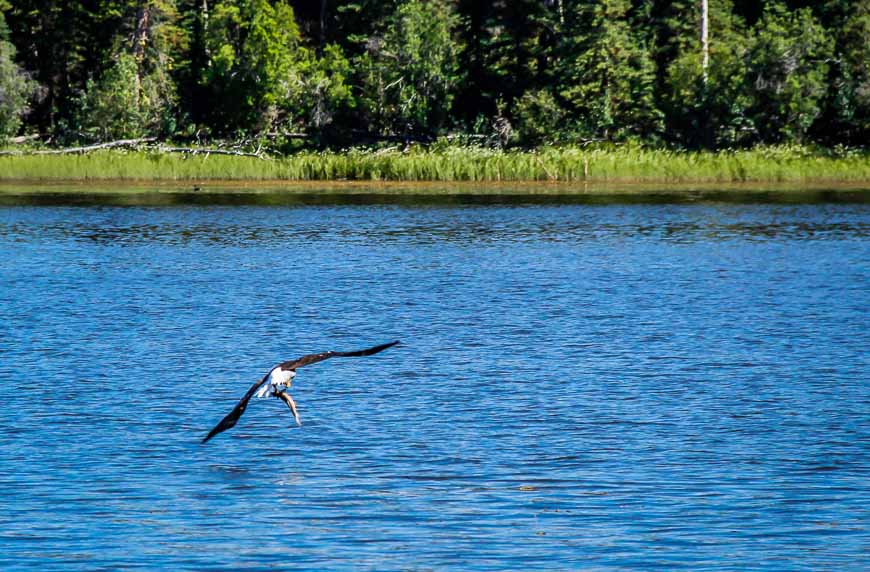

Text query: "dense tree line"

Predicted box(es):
[0, 0, 867, 149]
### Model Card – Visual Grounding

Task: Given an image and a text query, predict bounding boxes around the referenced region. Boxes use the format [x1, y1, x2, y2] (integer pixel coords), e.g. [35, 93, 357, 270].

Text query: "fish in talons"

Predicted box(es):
[255, 365, 302, 426]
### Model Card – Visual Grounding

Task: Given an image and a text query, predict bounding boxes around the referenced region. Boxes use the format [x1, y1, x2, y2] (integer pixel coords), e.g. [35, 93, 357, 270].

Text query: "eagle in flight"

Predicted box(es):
[201, 340, 400, 443]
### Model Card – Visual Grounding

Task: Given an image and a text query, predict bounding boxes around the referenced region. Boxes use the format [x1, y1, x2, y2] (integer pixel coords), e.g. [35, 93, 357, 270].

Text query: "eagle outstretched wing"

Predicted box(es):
[201, 340, 400, 444]
[278, 340, 401, 370]
[201, 372, 270, 444]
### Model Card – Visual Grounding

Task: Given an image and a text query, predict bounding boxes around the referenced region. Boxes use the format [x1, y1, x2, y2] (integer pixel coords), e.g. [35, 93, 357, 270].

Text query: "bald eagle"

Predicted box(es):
[201, 340, 400, 443]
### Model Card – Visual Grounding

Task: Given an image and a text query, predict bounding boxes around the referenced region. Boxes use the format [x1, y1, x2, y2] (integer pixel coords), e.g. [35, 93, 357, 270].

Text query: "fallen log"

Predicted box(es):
[155, 145, 269, 159]
[0, 137, 272, 159]
[0, 137, 157, 156]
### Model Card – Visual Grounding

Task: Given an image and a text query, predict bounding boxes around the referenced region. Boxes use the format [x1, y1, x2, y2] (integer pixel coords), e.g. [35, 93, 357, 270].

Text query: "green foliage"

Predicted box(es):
[132, 0, 183, 135]
[746, 4, 834, 143]
[75, 1, 182, 140]
[203, 0, 304, 133]
[0, 0, 868, 150]
[558, 0, 663, 141]
[76, 53, 159, 139]
[663, 0, 753, 148]
[326, 1, 399, 56]
[4, 1, 121, 135]
[357, 0, 462, 136]
[455, 0, 560, 123]
[512, 89, 567, 146]
[833, 2, 870, 142]
[294, 44, 354, 133]
[0, 13, 35, 140]
[0, 2, 8, 39]
[133, 1, 187, 93]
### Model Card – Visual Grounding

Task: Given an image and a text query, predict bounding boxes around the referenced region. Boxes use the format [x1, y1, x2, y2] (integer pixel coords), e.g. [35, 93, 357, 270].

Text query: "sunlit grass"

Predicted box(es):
[0, 145, 868, 182]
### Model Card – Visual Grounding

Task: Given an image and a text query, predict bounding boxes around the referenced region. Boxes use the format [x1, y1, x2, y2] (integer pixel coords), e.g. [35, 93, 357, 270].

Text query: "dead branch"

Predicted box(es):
[8, 134, 44, 145]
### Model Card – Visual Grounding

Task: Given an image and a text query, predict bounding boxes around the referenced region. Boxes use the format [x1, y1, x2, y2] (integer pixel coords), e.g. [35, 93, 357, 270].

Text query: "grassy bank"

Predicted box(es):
[1, 146, 868, 183]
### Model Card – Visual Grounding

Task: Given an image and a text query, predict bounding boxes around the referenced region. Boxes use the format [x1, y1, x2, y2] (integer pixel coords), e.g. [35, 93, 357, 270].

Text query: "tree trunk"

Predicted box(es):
[701, 0, 709, 84]
[131, 3, 153, 101]
[202, 0, 210, 57]
[132, 4, 152, 62]
[320, 0, 328, 49]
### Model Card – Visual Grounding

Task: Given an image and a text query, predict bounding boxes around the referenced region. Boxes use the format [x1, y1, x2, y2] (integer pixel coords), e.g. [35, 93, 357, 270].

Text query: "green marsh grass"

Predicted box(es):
[1, 146, 868, 183]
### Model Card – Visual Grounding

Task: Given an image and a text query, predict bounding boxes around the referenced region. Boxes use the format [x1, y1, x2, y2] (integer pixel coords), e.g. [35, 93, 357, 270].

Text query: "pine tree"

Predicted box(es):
[200, 0, 306, 134]
[454, 0, 561, 128]
[816, 0, 870, 144]
[76, 1, 184, 139]
[4, 1, 109, 135]
[745, 3, 833, 143]
[0, 5, 36, 140]
[840, 1, 870, 143]
[558, 0, 662, 141]
[357, 0, 462, 137]
[662, 0, 751, 148]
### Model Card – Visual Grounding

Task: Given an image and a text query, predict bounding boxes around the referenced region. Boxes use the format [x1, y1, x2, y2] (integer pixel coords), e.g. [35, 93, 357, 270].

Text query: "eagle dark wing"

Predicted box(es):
[279, 340, 400, 370]
[201, 372, 271, 444]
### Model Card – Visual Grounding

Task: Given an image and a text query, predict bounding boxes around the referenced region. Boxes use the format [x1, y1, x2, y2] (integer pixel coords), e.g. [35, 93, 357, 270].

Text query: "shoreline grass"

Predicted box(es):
[1, 146, 869, 184]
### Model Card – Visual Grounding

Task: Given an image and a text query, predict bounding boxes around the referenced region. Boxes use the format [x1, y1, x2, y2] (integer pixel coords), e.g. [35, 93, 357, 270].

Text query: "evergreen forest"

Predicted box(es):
[0, 1, 868, 151]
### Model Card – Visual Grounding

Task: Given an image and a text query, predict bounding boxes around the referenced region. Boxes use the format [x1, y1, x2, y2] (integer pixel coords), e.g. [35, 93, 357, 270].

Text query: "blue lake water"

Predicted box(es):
[1, 190, 868, 570]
